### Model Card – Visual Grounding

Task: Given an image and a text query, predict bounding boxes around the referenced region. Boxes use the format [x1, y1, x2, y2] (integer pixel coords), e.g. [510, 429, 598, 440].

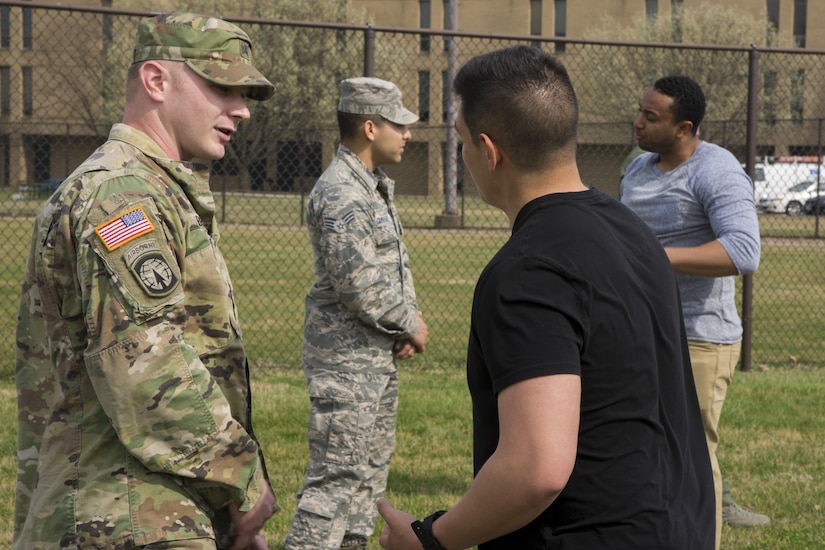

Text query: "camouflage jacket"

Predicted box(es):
[303, 145, 419, 374]
[15, 124, 276, 549]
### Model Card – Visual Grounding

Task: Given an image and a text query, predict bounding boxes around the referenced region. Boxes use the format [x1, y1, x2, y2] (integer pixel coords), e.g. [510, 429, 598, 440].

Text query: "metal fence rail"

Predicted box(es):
[1, 2, 824, 372]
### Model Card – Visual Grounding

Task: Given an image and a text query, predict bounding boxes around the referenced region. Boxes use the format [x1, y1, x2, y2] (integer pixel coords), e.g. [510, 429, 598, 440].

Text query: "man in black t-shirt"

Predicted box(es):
[377, 46, 714, 550]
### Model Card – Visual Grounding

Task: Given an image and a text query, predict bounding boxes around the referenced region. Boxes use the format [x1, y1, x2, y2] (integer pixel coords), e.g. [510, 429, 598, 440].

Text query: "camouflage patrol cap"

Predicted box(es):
[338, 77, 419, 125]
[133, 13, 275, 101]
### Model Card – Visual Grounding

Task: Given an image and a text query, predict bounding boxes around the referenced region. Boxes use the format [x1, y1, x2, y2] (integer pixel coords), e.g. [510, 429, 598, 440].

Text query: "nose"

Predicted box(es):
[633, 112, 644, 129]
[230, 91, 251, 121]
[402, 127, 412, 140]
[234, 101, 251, 121]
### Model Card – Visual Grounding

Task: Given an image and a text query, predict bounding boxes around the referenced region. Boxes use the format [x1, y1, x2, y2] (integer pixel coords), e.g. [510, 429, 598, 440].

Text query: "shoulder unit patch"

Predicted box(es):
[130, 252, 179, 296]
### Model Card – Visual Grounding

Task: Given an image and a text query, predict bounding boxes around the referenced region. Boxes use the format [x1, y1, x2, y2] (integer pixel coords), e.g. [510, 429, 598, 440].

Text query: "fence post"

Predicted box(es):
[816, 119, 823, 238]
[741, 45, 760, 372]
[363, 23, 375, 77]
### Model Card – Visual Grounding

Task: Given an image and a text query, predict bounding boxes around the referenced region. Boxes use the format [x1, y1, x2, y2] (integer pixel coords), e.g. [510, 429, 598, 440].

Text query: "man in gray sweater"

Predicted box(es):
[620, 75, 766, 549]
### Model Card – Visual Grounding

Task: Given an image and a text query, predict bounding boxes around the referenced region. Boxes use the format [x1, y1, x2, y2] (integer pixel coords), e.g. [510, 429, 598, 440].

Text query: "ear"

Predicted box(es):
[139, 60, 169, 103]
[676, 120, 695, 139]
[479, 133, 502, 172]
[363, 119, 379, 143]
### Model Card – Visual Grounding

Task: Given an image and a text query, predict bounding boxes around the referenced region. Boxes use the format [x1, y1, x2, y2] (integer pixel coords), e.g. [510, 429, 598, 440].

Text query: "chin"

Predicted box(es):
[203, 148, 226, 162]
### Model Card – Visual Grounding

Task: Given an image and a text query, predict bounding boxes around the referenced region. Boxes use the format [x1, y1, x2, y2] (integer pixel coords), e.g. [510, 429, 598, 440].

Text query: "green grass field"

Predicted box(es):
[4, 222, 822, 376]
[0, 367, 822, 548]
[1, 190, 824, 547]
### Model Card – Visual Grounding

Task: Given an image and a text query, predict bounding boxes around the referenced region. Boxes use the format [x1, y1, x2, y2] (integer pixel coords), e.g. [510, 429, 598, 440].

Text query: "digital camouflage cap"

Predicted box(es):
[133, 12, 275, 101]
[338, 77, 419, 125]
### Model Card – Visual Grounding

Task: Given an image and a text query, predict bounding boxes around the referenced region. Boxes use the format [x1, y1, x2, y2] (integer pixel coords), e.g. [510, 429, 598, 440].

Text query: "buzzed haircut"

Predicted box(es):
[453, 45, 579, 171]
[337, 111, 384, 140]
[653, 75, 706, 136]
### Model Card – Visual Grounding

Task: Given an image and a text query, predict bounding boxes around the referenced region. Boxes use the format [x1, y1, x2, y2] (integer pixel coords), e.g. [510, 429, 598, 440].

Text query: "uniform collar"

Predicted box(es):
[337, 144, 394, 198]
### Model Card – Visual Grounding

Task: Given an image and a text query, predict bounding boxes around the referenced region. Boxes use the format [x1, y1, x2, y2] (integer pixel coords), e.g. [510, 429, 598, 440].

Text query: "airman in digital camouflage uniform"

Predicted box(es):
[284, 78, 428, 550]
[15, 13, 278, 550]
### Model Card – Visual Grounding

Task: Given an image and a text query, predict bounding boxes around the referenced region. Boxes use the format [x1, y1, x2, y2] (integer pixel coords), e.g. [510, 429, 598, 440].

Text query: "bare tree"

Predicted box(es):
[572, 2, 785, 143]
[172, 0, 366, 189]
[52, 1, 366, 189]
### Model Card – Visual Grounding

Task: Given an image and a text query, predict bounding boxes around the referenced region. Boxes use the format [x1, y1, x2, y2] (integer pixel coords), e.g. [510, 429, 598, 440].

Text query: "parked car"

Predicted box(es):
[755, 161, 823, 204]
[757, 180, 824, 215]
[803, 195, 825, 215]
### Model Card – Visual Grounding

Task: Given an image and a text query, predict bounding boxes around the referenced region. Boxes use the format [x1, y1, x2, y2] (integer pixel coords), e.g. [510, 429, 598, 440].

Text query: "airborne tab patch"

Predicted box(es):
[323, 211, 356, 233]
[95, 206, 154, 251]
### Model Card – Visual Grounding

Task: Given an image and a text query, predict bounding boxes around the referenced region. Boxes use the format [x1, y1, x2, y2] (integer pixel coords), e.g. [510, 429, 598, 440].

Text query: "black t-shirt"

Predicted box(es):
[467, 189, 714, 549]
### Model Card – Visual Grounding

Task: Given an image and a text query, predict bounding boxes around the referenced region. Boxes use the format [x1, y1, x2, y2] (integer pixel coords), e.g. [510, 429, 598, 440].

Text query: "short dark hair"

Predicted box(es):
[337, 111, 384, 140]
[653, 75, 706, 136]
[453, 45, 578, 171]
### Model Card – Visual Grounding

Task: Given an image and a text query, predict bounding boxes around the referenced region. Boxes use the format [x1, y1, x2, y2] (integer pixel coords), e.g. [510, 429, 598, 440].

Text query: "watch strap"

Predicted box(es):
[411, 510, 448, 550]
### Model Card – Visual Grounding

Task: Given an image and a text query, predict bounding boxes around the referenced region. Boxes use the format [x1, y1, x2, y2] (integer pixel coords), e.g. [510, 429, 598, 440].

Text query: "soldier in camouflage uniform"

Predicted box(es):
[15, 13, 278, 550]
[284, 78, 428, 550]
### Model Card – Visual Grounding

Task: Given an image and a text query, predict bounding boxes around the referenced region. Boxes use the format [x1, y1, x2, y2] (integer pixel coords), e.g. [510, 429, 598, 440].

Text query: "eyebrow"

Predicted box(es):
[638, 104, 659, 117]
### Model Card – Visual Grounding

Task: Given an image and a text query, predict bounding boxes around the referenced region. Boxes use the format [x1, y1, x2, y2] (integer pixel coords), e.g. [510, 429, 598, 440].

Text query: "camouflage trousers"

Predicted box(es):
[136, 539, 217, 549]
[285, 370, 399, 550]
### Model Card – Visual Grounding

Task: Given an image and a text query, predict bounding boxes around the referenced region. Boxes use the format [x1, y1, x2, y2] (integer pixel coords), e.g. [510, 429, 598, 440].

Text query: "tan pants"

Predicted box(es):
[688, 340, 741, 550]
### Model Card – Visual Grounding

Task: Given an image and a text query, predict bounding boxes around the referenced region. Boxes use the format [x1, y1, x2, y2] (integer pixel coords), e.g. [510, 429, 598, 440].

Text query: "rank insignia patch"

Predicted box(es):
[95, 206, 154, 251]
[323, 211, 355, 233]
[131, 253, 179, 296]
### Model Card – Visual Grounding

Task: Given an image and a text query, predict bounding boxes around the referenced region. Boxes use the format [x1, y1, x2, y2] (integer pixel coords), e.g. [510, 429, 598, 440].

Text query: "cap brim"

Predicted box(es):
[186, 59, 275, 101]
[385, 108, 419, 126]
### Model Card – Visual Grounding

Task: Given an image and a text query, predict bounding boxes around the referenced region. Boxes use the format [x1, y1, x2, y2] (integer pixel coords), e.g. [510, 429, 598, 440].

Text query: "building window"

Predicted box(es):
[443, 0, 454, 51]
[0, 66, 9, 116]
[766, 0, 779, 45]
[1, 6, 10, 48]
[420, 0, 431, 52]
[23, 6, 32, 49]
[23, 66, 32, 116]
[793, 0, 806, 47]
[789, 145, 817, 156]
[530, 0, 543, 48]
[32, 136, 51, 182]
[442, 70, 450, 122]
[418, 71, 430, 122]
[766, 0, 779, 30]
[645, 0, 658, 19]
[763, 70, 777, 125]
[671, 0, 684, 42]
[531, 0, 543, 36]
[554, 0, 566, 53]
[102, 0, 114, 46]
[790, 69, 805, 124]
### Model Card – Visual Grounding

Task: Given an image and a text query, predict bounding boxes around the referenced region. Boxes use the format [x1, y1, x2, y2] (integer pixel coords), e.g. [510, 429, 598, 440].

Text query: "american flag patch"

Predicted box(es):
[95, 206, 154, 251]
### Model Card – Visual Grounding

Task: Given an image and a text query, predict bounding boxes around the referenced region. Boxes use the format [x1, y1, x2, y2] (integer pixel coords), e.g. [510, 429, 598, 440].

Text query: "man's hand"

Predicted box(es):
[228, 483, 277, 550]
[377, 498, 424, 550]
[410, 312, 428, 353]
[394, 312, 428, 360]
[393, 339, 417, 360]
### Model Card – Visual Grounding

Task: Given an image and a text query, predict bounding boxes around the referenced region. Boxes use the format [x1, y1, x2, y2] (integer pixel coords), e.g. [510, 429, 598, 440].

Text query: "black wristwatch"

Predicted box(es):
[411, 510, 448, 550]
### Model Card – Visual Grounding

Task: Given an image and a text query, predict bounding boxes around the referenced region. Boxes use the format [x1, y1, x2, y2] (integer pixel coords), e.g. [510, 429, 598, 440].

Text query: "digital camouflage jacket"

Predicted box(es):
[303, 145, 419, 375]
[15, 124, 275, 549]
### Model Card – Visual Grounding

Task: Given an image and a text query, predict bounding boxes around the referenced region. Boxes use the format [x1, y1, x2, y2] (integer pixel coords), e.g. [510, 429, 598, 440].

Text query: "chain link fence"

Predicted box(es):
[1, 3, 824, 373]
